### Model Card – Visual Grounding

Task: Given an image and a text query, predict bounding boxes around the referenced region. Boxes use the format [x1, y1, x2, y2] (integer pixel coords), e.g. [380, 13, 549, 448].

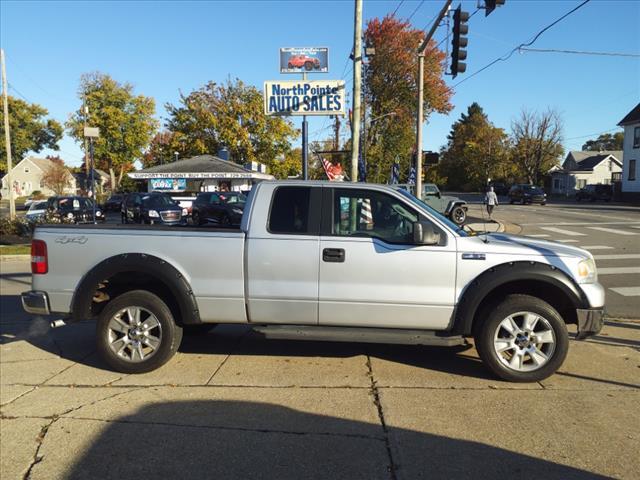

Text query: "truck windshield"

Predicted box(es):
[219, 193, 246, 204]
[396, 189, 468, 237]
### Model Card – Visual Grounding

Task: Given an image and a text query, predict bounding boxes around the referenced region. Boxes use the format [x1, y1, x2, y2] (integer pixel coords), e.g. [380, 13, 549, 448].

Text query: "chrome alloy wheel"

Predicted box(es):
[107, 307, 163, 362]
[493, 311, 556, 372]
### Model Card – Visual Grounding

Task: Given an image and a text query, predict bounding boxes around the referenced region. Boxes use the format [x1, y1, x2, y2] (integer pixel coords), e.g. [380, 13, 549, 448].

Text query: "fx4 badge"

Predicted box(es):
[55, 235, 88, 245]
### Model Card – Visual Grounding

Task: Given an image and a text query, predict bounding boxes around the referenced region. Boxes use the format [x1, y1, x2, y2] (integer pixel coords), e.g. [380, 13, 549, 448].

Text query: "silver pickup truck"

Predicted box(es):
[21, 181, 605, 382]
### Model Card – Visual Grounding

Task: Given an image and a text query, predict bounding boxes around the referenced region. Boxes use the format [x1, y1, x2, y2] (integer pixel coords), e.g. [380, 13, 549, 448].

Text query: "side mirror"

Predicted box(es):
[436, 191, 441, 198]
[413, 221, 440, 246]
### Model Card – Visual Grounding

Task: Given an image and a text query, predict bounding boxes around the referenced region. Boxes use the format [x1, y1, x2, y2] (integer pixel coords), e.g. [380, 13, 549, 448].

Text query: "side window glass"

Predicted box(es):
[333, 190, 418, 244]
[269, 187, 311, 234]
[210, 194, 221, 205]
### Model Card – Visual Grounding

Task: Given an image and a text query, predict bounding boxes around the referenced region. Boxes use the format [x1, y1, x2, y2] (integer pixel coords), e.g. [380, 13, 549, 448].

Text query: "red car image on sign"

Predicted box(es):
[287, 55, 320, 71]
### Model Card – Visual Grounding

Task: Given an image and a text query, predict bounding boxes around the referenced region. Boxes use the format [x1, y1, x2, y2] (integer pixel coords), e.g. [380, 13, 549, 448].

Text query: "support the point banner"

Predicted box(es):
[264, 80, 346, 116]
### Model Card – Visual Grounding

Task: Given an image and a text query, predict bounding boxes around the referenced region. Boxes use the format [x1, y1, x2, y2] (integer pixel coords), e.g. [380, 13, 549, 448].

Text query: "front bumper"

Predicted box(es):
[575, 308, 604, 340]
[21, 290, 51, 315]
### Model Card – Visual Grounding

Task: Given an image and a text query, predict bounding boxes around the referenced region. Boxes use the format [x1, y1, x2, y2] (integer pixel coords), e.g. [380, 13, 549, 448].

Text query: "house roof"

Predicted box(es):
[128, 154, 274, 180]
[562, 151, 622, 172]
[27, 157, 60, 172]
[618, 103, 640, 126]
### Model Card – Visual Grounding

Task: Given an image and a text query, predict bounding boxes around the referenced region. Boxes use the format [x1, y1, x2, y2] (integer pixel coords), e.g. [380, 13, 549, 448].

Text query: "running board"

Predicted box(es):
[252, 325, 466, 347]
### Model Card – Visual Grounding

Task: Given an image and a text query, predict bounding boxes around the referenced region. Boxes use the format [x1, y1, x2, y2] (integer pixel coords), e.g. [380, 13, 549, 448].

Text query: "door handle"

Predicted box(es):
[323, 248, 345, 263]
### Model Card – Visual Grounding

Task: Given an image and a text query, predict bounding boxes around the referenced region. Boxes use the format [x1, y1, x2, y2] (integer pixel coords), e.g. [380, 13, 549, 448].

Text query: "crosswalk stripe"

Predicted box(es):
[581, 245, 614, 250]
[556, 239, 578, 243]
[527, 234, 550, 238]
[588, 226, 638, 236]
[609, 287, 640, 297]
[540, 227, 586, 236]
[598, 267, 640, 275]
[593, 254, 640, 260]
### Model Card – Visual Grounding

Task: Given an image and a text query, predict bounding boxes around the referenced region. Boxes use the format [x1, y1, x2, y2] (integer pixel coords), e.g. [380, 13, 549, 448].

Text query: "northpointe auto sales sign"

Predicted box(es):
[264, 80, 345, 116]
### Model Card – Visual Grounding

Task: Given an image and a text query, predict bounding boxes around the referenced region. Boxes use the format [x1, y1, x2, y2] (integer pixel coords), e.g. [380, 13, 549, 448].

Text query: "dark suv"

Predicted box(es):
[47, 196, 105, 223]
[103, 193, 125, 212]
[121, 192, 185, 225]
[575, 184, 612, 202]
[508, 184, 547, 205]
[192, 191, 247, 227]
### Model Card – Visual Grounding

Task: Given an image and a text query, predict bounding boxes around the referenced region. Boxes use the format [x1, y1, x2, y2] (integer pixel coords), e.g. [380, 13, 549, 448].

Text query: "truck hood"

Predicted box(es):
[458, 233, 592, 260]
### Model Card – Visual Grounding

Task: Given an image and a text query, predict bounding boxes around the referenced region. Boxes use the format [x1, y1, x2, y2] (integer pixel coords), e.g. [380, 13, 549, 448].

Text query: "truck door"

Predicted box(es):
[318, 187, 457, 330]
[246, 185, 322, 325]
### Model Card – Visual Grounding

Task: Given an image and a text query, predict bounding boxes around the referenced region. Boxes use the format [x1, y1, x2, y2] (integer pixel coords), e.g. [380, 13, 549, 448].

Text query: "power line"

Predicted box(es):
[407, 0, 426, 22]
[392, 0, 405, 16]
[565, 127, 622, 141]
[453, 0, 592, 87]
[518, 47, 640, 58]
[8, 83, 31, 103]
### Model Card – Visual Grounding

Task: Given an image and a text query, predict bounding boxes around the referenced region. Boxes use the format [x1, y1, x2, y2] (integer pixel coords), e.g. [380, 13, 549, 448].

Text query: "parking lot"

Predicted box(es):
[2, 227, 639, 479]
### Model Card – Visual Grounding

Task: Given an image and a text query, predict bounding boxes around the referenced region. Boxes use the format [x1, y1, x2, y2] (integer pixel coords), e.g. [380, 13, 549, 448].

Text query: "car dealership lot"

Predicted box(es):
[1, 255, 638, 479]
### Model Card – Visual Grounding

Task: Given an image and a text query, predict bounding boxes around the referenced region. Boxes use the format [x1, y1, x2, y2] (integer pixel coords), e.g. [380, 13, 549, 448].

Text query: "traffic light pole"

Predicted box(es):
[415, 0, 452, 200]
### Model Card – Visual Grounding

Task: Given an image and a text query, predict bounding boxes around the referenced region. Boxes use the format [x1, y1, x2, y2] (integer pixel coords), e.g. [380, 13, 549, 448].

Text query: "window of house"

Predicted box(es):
[24, 167, 30, 173]
[634, 126, 640, 148]
[629, 159, 637, 181]
[333, 189, 418, 244]
[553, 179, 561, 190]
[577, 179, 587, 189]
[268, 186, 312, 234]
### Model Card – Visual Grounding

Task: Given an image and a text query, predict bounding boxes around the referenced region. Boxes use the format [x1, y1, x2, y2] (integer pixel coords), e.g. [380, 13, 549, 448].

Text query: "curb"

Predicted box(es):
[0, 254, 30, 262]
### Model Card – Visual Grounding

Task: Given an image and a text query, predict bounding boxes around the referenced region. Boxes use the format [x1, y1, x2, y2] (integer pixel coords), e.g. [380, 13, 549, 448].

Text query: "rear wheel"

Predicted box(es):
[192, 211, 202, 226]
[474, 294, 568, 382]
[304, 61, 313, 71]
[96, 290, 183, 374]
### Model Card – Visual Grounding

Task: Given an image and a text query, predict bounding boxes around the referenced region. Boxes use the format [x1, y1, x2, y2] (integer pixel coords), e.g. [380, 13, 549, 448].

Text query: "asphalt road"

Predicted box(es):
[468, 197, 640, 319]
[1, 258, 639, 479]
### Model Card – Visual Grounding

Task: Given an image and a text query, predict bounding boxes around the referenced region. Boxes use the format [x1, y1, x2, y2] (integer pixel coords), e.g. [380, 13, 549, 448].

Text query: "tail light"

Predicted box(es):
[31, 240, 48, 274]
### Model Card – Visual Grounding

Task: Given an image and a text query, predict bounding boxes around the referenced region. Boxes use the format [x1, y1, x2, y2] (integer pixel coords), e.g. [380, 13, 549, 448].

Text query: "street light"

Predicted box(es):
[174, 152, 179, 163]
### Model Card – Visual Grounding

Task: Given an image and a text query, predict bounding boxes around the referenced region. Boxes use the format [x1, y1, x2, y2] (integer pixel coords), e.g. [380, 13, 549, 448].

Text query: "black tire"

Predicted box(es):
[541, 202, 546, 206]
[288, 62, 293, 69]
[96, 290, 183, 374]
[192, 211, 202, 226]
[450, 206, 466, 225]
[474, 294, 569, 382]
[509, 199, 514, 205]
[304, 61, 313, 71]
[183, 324, 217, 335]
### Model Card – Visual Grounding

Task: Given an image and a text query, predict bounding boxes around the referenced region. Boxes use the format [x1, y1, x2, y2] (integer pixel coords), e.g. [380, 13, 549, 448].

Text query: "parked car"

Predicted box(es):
[22, 181, 604, 381]
[103, 194, 125, 212]
[46, 196, 105, 223]
[25, 201, 49, 222]
[420, 184, 468, 225]
[191, 191, 247, 227]
[287, 55, 320, 71]
[121, 192, 186, 225]
[575, 184, 612, 202]
[489, 182, 509, 196]
[22, 194, 44, 211]
[508, 184, 547, 205]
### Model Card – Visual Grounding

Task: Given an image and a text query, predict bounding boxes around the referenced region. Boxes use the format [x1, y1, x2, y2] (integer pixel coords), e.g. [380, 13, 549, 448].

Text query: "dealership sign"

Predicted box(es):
[264, 80, 345, 116]
[150, 178, 187, 191]
[280, 47, 328, 74]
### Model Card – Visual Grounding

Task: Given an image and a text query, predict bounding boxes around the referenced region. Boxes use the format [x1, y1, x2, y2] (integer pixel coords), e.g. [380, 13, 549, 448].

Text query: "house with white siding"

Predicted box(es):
[549, 150, 622, 196]
[0, 156, 76, 198]
[617, 103, 640, 202]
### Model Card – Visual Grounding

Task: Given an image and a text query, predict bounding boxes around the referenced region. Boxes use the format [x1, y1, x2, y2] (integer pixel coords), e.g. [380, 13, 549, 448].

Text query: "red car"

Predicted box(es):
[287, 55, 320, 71]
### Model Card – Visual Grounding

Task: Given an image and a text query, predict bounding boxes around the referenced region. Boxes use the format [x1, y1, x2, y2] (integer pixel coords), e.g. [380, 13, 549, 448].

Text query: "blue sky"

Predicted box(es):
[1, 0, 639, 168]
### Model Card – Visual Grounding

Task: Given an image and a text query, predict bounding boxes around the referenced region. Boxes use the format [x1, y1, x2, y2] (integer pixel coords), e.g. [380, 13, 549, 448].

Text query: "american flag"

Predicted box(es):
[390, 161, 400, 184]
[321, 158, 346, 181]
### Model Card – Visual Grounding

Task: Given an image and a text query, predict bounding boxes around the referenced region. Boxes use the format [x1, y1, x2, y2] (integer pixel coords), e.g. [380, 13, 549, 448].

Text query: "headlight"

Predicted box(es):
[148, 210, 159, 218]
[232, 208, 243, 214]
[66, 212, 74, 219]
[576, 258, 597, 284]
[182, 208, 188, 216]
[96, 210, 102, 217]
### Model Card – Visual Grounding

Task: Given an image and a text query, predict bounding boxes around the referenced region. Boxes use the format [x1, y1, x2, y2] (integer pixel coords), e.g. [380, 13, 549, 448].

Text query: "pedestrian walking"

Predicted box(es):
[485, 186, 498, 220]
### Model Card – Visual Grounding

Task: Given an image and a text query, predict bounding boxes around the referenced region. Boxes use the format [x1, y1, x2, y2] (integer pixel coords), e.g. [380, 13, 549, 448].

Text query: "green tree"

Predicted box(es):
[165, 79, 298, 172]
[66, 72, 158, 189]
[511, 108, 564, 185]
[363, 15, 452, 183]
[0, 96, 62, 172]
[582, 131, 624, 151]
[438, 103, 511, 190]
[41, 156, 72, 195]
[269, 148, 302, 179]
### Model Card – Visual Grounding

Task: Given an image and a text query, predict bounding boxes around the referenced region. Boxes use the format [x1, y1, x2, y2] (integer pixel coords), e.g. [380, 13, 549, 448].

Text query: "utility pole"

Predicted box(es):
[1, 49, 15, 219]
[415, 0, 452, 199]
[333, 115, 341, 151]
[350, 0, 363, 183]
[83, 101, 89, 175]
[301, 72, 308, 180]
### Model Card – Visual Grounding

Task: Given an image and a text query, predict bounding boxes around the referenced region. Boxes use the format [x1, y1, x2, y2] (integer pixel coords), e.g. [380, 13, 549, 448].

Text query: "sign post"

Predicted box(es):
[83, 127, 100, 224]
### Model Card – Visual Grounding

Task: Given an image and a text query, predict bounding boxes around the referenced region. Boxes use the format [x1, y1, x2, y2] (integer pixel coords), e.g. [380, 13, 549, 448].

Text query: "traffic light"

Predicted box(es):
[485, 0, 505, 17]
[451, 5, 469, 79]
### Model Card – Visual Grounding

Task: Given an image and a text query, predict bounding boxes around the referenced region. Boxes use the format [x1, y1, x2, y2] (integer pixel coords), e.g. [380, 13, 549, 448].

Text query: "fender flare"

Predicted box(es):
[70, 253, 200, 324]
[445, 200, 467, 215]
[451, 261, 588, 335]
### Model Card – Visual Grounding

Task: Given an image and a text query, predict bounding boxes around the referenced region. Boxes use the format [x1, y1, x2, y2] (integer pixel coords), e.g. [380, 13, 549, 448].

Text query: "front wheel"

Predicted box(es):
[96, 290, 183, 374]
[474, 294, 569, 382]
[450, 206, 466, 225]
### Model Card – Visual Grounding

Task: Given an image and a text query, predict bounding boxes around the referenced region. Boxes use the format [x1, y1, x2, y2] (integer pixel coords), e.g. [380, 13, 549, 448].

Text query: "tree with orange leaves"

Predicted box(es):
[363, 15, 452, 183]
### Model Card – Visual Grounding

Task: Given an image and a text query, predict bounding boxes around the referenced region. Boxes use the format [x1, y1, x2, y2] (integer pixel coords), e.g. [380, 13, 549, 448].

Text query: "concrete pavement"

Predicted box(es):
[1, 258, 639, 479]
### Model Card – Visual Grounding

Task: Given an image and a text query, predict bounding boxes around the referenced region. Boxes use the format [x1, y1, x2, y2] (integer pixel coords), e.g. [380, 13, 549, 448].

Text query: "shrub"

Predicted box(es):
[0, 217, 31, 237]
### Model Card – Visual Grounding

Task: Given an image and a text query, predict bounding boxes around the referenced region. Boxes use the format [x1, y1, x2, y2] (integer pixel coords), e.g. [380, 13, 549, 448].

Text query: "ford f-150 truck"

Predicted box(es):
[21, 181, 605, 382]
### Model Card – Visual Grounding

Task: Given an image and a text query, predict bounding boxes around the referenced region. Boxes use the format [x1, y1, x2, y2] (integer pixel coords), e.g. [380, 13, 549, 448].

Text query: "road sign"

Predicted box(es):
[264, 80, 345, 116]
[280, 47, 328, 74]
[83, 127, 100, 138]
